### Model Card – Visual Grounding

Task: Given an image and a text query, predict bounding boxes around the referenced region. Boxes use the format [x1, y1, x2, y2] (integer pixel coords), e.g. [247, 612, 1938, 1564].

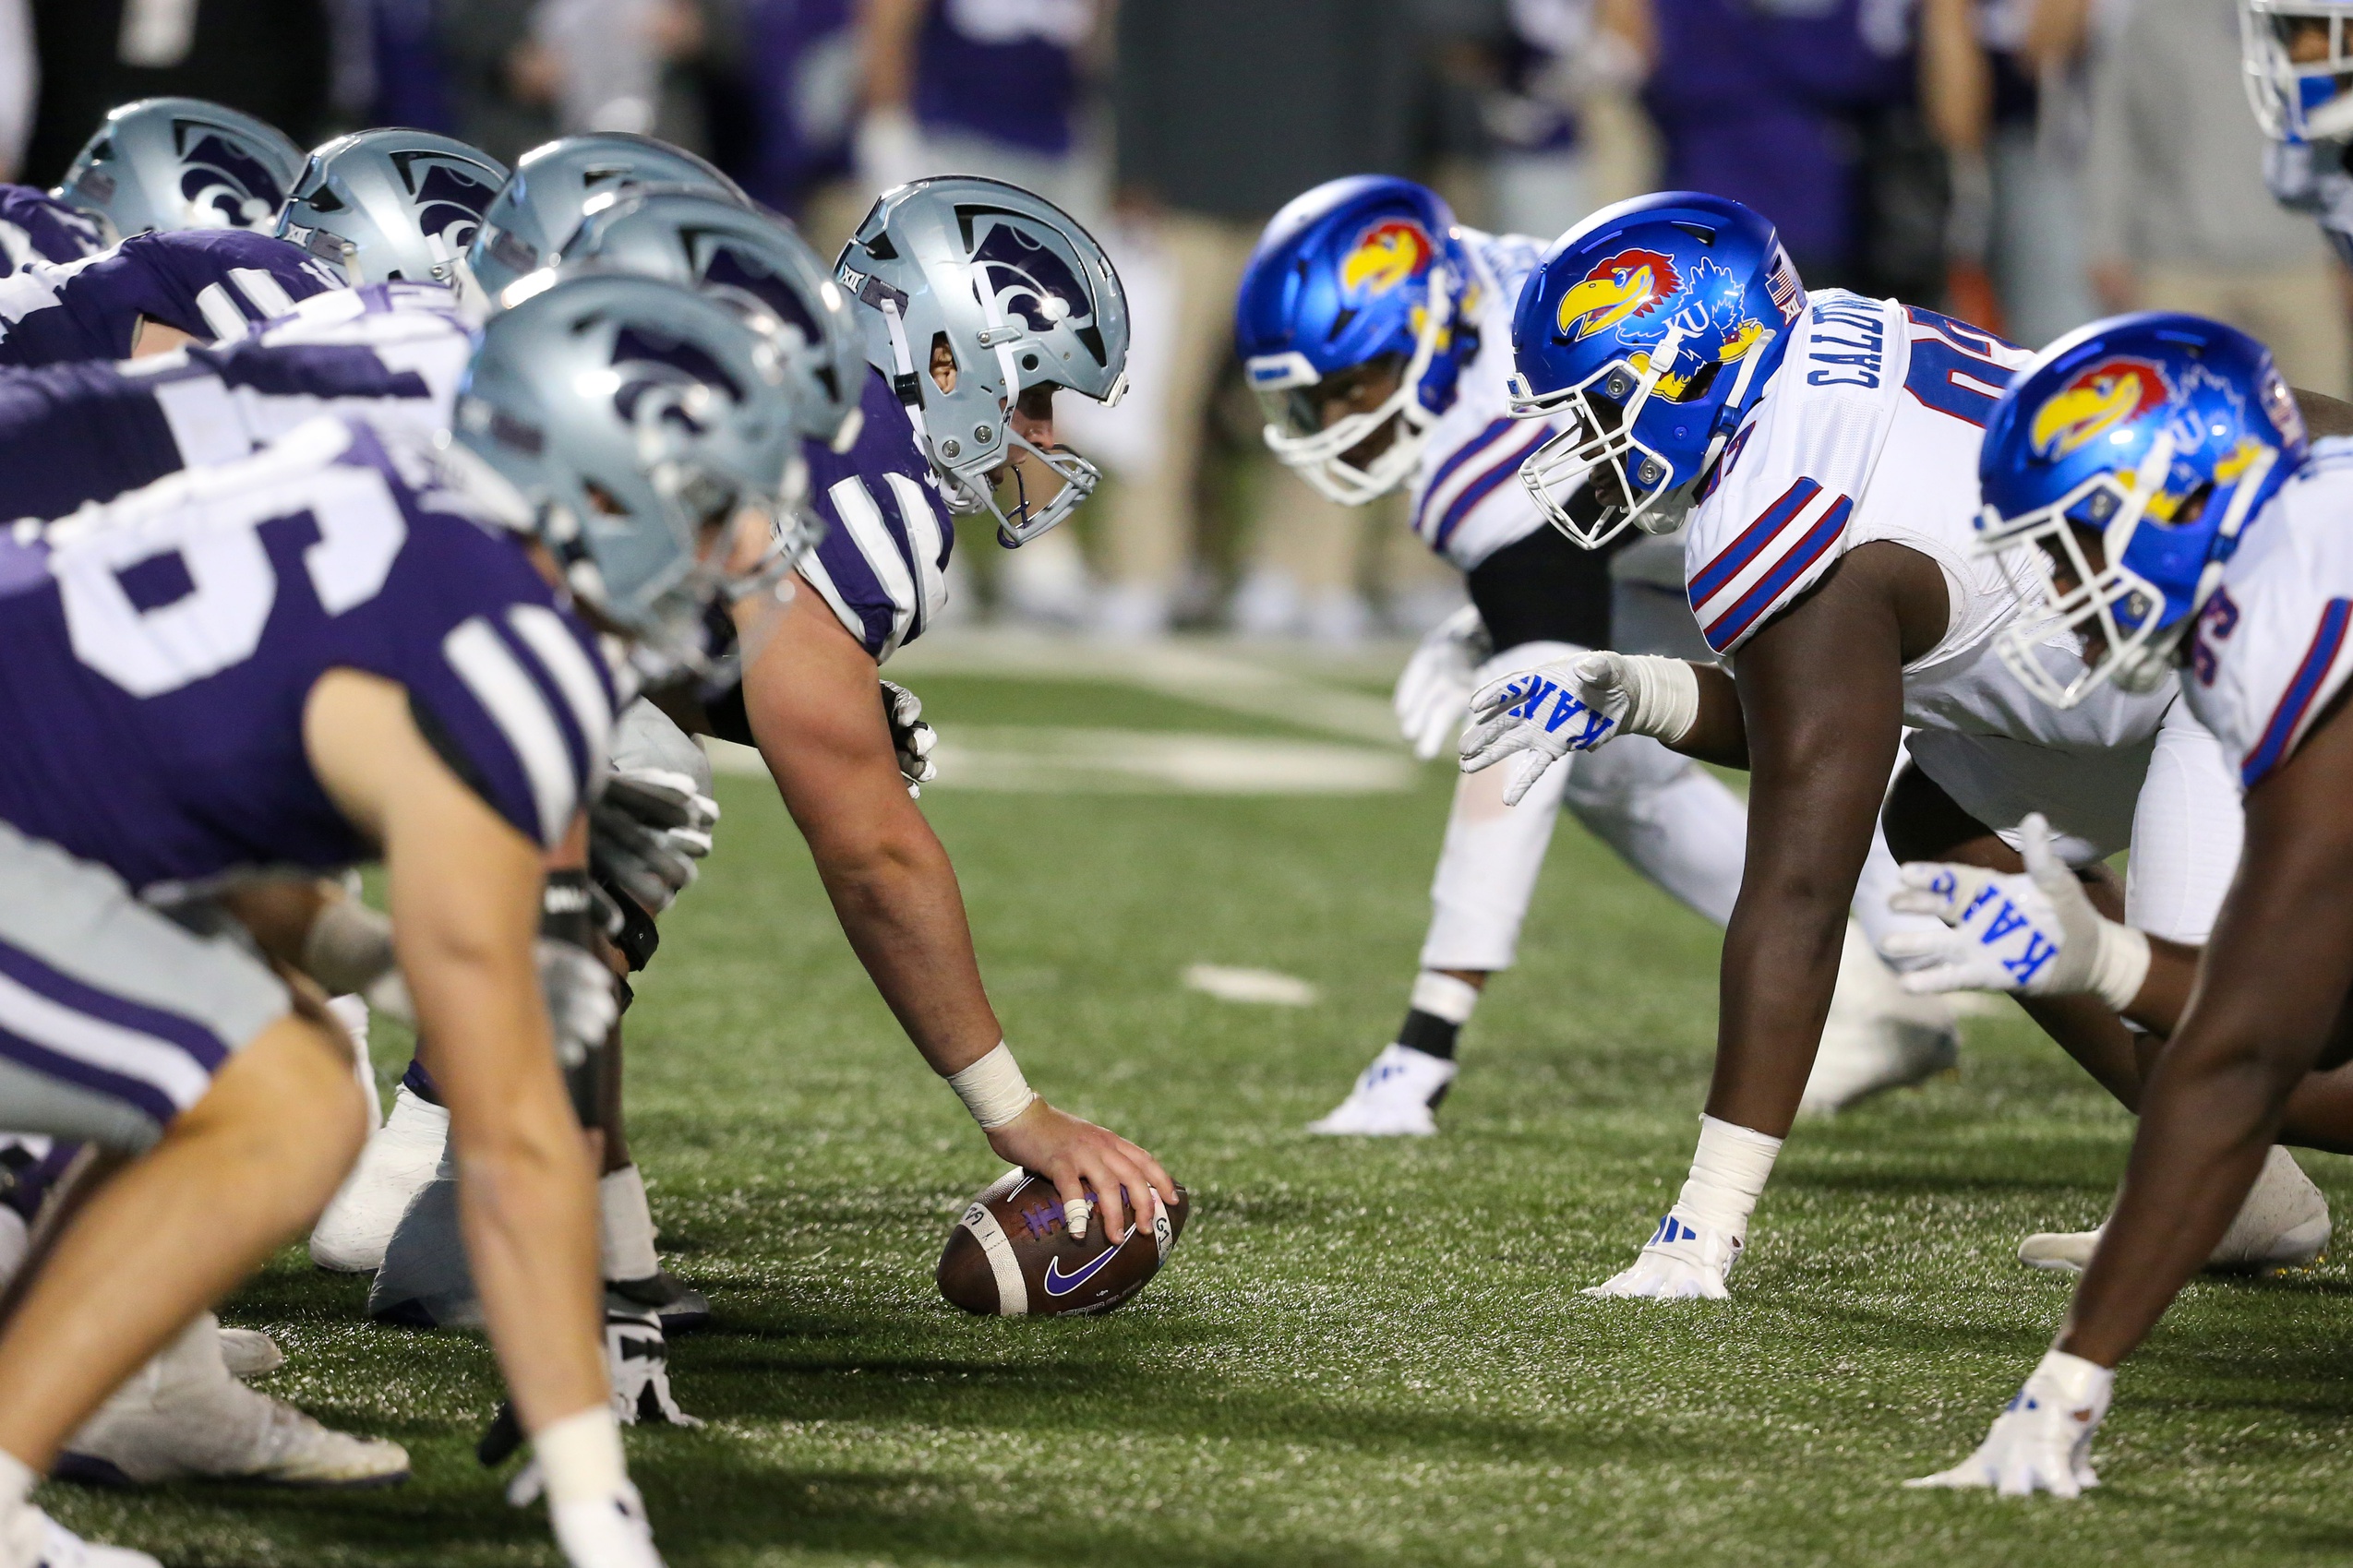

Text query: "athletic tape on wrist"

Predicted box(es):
[1410, 971, 1481, 1024]
[1622, 654, 1700, 746]
[2091, 922, 2153, 1016]
[947, 1041, 1038, 1130]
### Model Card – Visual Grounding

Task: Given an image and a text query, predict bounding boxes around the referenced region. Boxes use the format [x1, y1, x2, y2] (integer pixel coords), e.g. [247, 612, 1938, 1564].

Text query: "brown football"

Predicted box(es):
[936, 1167, 1190, 1316]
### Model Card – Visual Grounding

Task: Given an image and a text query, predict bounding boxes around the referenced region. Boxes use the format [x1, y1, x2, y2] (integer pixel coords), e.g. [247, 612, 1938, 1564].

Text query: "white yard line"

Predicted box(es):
[704, 725, 1414, 796]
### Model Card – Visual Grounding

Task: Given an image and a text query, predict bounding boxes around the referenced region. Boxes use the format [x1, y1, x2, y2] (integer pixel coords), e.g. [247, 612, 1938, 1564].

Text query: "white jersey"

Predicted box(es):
[1683, 289, 2177, 753]
[1406, 228, 1567, 573]
[2186, 440, 2353, 789]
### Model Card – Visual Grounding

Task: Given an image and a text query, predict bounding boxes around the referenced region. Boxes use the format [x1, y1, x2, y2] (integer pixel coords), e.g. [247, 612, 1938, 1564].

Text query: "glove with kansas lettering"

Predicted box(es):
[1394, 605, 1493, 760]
[590, 769, 719, 916]
[1882, 813, 2152, 1011]
[882, 679, 938, 797]
[1459, 650, 1699, 807]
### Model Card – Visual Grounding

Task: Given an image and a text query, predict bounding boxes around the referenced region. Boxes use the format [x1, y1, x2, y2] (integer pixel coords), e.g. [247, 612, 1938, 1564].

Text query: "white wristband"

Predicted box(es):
[2088, 921, 2153, 1015]
[947, 1041, 1038, 1130]
[1618, 653, 1700, 746]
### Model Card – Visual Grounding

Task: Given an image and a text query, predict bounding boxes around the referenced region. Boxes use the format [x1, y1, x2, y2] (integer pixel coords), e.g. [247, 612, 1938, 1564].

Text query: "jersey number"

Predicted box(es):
[1903, 308, 2016, 429]
[57, 463, 407, 697]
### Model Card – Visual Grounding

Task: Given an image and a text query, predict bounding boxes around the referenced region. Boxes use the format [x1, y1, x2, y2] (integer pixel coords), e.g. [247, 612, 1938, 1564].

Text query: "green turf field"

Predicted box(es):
[49, 640, 2353, 1566]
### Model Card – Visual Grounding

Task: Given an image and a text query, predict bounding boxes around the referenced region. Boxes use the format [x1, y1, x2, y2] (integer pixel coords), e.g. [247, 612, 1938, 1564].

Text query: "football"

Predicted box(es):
[936, 1167, 1191, 1316]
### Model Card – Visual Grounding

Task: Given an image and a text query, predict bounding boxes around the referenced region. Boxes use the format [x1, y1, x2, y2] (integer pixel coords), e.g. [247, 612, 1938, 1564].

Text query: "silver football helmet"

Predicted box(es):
[467, 134, 748, 303]
[834, 175, 1128, 545]
[2241, 0, 2353, 140]
[451, 274, 812, 678]
[54, 97, 304, 238]
[275, 128, 509, 297]
[549, 186, 865, 449]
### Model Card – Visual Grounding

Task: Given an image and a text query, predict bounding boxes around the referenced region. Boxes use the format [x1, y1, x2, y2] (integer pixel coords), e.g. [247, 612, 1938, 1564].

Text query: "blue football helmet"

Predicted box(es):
[1234, 176, 1478, 507]
[54, 97, 304, 238]
[2239, 0, 2353, 142]
[1507, 192, 1806, 547]
[1977, 312, 2307, 708]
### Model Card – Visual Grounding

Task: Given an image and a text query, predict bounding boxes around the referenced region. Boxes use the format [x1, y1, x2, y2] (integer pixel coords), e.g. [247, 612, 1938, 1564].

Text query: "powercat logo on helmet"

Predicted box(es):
[2029, 357, 2170, 461]
[968, 216, 1093, 344]
[400, 154, 499, 253]
[175, 126, 285, 228]
[1556, 248, 1679, 342]
[1338, 218, 1435, 299]
[610, 324, 743, 434]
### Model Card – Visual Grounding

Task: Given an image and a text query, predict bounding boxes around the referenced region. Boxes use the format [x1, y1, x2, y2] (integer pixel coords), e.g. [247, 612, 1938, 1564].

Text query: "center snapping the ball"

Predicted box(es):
[937, 1168, 1190, 1315]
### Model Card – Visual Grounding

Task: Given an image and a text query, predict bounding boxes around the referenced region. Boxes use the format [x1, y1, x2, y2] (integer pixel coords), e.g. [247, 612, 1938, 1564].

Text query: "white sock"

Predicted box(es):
[534, 1406, 628, 1507]
[0, 1447, 32, 1514]
[599, 1167, 660, 1283]
[1673, 1115, 1784, 1238]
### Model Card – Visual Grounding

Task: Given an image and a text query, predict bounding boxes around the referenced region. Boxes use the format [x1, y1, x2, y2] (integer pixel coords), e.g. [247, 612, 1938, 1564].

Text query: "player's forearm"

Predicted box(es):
[1674, 664, 1748, 768]
[807, 813, 1004, 1076]
[2120, 935, 2199, 1035]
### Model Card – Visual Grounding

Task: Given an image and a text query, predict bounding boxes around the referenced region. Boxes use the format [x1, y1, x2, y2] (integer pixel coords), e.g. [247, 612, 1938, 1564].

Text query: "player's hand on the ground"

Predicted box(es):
[1884, 813, 2147, 1009]
[549, 1484, 667, 1568]
[1580, 1208, 1742, 1300]
[591, 768, 720, 914]
[1905, 1351, 2113, 1498]
[1393, 604, 1491, 760]
[1459, 651, 1627, 805]
[882, 680, 938, 796]
[985, 1099, 1174, 1245]
[539, 938, 620, 1071]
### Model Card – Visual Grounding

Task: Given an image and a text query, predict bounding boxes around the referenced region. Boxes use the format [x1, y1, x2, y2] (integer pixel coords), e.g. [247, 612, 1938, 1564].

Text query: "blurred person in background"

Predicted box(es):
[1099, 0, 1423, 642]
[330, 0, 455, 132]
[0, 0, 30, 181]
[1471, 0, 1649, 241]
[711, 0, 858, 238]
[2082, 0, 2348, 394]
[442, 0, 709, 167]
[23, 0, 330, 185]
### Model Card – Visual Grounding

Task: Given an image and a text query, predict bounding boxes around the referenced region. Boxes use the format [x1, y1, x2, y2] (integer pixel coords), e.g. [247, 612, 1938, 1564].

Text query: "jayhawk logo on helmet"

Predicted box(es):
[1339, 219, 1435, 299]
[2029, 357, 2171, 461]
[1556, 249, 1680, 342]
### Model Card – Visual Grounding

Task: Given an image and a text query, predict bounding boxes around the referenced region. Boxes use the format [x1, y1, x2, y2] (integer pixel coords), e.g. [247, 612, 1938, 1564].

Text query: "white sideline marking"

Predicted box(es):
[703, 728, 1413, 796]
[1183, 964, 1320, 1007]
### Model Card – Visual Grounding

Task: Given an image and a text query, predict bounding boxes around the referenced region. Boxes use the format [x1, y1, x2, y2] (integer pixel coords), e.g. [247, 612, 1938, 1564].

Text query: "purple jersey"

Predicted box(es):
[0, 186, 110, 278]
[0, 282, 472, 521]
[0, 232, 342, 368]
[0, 417, 613, 897]
[739, 0, 858, 212]
[915, 0, 1090, 156]
[798, 366, 955, 663]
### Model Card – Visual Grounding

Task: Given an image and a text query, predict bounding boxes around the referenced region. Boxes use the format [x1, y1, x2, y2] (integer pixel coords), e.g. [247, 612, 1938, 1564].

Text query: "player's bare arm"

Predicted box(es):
[304, 668, 607, 1431]
[738, 581, 1174, 1240]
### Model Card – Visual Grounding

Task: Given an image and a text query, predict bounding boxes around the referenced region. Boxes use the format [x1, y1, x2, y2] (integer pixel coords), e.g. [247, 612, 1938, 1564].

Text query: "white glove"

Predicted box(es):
[1905, 1350, 2113, 1498]
[591, 768, 720, 915]
[1581, 1208, 1743, 1300]
[541, 939, 621, 1071]
[882, 679, 938, 796]
[550, 1484, 667, 1568]
[1459, 651, 1699, 807]
[1393, 605, 1491, 760]
[607, 1303, 702, 1427]
[1883, 813, 2151, 1011]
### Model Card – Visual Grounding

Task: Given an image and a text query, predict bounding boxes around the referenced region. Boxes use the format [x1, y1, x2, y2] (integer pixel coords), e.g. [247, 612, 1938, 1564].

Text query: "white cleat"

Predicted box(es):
[216, 1327, 282, 1380]
[551, 1485, 668, 1568]
[1906, 1350, 2111, 1498]
[1582, 1209, 1743, 1300]
[59, 1313, 407, 1489]
[309, 1083, 449, 1274]
[2020, 1145, 2331, 1275]
[0, 1505, 160, 1568]
[1306, 1044, 1457, 1136]
[1800, 922, 1960, 1116]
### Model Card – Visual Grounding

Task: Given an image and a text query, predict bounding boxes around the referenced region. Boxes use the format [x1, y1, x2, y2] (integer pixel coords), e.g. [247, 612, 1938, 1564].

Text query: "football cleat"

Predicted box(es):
[1582, 1208, 1743, 1300]
[309, 1083, 449, 1274]
[606, 1299, 701, 1428]
[0, 1505, 160, 1568]
[1905, 1350, 2111, 1497]
[59, 1313, 408, 1488]
[2019, 1145, 2330, 1274]
[1306, 1044, 1457, 1136]
[1799, 923, 1960, 1116]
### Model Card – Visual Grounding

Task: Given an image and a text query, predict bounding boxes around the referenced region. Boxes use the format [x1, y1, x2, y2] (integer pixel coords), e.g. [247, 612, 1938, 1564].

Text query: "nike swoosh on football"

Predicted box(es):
[1041, 1243, 1124, 1298]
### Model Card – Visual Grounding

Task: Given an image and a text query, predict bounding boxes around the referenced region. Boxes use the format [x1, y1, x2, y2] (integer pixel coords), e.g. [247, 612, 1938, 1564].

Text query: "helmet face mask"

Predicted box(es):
[1236, 177, 1479, 508]
[2241, 0, 2353, 140]
[54, 98, 304, 237]
[1507, 192, 1807, 551]
[1976, 312, 2307, 709]
[837, 175, 1129, 547]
